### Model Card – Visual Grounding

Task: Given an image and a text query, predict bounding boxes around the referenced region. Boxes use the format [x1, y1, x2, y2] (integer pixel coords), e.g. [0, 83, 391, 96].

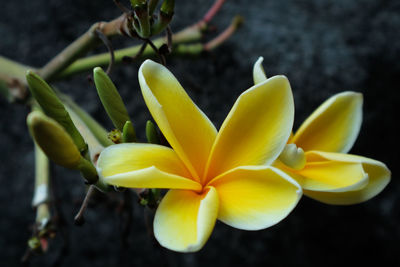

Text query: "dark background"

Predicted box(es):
[1, 0, 399, 266]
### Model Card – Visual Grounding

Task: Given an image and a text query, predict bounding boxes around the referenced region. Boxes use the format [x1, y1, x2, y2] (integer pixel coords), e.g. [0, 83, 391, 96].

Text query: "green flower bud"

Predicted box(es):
[122, 120, 137, 143]
[27, 111, 82, 169]
[151, 0, 174, 35]
[148, 0, 160, 15]
[26, 71, 87, 155]
[133, 2, 151, 38]
[146, 120, 159, 144]
[93, 67, 131, 131]
[160, 0, 174, 15]
[130, 0, 147, 8]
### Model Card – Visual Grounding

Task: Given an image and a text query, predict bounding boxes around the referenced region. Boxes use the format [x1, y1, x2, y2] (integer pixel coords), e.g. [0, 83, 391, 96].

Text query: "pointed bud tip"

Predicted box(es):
[93, 66, 104, 75]
[26, 110, 41, 125]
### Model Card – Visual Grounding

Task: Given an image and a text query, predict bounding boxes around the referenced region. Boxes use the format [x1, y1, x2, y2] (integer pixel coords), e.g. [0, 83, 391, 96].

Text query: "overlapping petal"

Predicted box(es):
[205, 76, 294, 181]
[154, 187, 219, 252]
[291, 92, 363, 153]
[97, 143, 201, 190]
[209, 166, 301, 230]
[139, 60, 217, 181]
[294, 152, 369, 192]
[300, 151, 390, 204]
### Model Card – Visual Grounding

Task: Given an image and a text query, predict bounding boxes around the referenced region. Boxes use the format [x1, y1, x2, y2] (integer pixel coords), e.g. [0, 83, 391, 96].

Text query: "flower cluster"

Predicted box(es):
[96, 58, 390, 252]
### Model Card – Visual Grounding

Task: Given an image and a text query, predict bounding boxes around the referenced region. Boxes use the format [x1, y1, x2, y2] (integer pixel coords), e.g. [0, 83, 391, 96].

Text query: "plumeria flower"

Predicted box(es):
[97, 59, 302, 252]
[253, 57, 390, 205]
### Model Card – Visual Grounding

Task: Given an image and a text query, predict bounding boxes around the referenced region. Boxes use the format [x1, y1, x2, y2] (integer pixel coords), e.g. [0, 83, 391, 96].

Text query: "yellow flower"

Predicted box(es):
[97, 59, 302, 252]
[254, 57, 391, 205]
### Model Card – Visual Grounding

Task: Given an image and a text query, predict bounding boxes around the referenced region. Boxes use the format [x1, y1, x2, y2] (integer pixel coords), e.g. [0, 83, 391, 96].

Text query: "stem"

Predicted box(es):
[33, 144, 51, 229]
[1, 0, 232, 101]
[56, 41, 204, 79]
[74, 185, 96, 226]
[203, 0, 227, 24]
[66, 105, 106, 164]
[39, 15, 126, 81]
[61, 94, 113, 148]
[0, 56, 35, 101]
[204, 15, 244, 51]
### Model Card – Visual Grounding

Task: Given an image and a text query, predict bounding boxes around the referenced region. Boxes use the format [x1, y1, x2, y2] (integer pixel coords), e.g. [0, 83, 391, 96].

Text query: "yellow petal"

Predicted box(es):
[302, 151, 390, 205]
[293, 151, 369, 192]
[139, 60, 217, 181]
[154, 187, 219, 252]
[292, 91, 363, 153]
[97, 143, 201, 190]
[205, 76, 294, 181]
[209, 166, 301, 230]
[253, 56, 267, 84]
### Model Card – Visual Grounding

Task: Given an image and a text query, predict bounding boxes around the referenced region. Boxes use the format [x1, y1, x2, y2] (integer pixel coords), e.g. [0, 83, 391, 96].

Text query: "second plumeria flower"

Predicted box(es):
[97, 59, 302, 252]
[253, 57, 390, 205]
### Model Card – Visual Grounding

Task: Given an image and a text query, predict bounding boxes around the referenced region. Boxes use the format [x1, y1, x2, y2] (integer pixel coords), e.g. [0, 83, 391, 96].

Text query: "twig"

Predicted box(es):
[203, 0, 227, 24]
[74, 185, 96, 226]
[122, 42, 148, 63]
[146, 39, 166, 65]
[95, 29, 115, 74]
[204, 15, 244, 51]
[39, 15, 126, 81]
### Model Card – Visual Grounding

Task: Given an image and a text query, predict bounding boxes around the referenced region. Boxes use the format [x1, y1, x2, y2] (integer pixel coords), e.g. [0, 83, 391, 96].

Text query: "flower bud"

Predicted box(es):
[93, 67, 131, 131]
[122, 120, 137, 143]
[27, 111, 81, 169]
[146, 120, 159, 144]
[26, 71, 87, 155]
[151, 0, 174, 35]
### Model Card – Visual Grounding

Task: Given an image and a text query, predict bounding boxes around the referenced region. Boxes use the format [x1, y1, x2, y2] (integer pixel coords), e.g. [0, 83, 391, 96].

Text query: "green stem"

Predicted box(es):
[32, 144, 51, 229]
[61, 94, 113, 148]
[57, 42, 203, 79]
[39, 16, 126, 81]
[0, 56, 35, 101]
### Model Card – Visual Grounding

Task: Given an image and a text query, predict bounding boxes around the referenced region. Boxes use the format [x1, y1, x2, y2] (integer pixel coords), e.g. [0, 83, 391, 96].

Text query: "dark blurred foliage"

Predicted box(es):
[0, 0, 399, 266]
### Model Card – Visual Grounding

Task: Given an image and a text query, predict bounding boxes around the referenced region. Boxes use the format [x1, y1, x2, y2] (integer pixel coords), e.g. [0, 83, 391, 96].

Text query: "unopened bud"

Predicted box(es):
[26, 71, 87, 155]
[122, 120, 137, 142]
[93, 67, 131, 131]
[146, 120, 159, 144]
[151, 0, 174, 35]
[27, 111, 81, 169]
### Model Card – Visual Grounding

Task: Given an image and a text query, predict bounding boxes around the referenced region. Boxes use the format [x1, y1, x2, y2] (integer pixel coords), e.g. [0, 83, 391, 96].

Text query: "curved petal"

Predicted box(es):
[292, 91, 363, 153]
[154, 187, 219, 252]
[293, 152, 369, 192]
[205, 76, 294, 181]
[301, 151, 390, 205]
[208, 166, 301, 230]
[139, 60, 217, 181]
[97, 143, 201, 190]
[253, 56, 267, 84]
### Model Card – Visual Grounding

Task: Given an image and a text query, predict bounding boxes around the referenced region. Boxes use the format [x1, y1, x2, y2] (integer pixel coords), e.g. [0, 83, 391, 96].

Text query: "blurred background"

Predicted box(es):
[0, 0, 399, 266]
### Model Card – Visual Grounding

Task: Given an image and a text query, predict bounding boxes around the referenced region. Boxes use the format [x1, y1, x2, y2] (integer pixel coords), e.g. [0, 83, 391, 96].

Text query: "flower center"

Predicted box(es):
[278, 143, 306, 170]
